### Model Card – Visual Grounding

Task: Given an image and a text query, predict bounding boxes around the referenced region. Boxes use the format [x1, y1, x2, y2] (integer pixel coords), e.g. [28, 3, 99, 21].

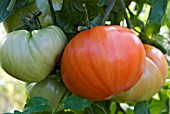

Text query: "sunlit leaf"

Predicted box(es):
[23, 96, 50, 113]
[52, 0, 63, 11]
[36, 0, 50, 15]
[63, 95, 93, 110]
[144, 0, 168, 37]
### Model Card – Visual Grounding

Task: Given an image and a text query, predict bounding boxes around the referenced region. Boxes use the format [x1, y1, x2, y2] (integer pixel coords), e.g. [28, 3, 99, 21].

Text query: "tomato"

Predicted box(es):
[26, 76, 70, 112]
[60, 25, 146, 101]
[0, 26, 67, 82]
[112, 44, 168, 102]
[3, 3, 53, 33]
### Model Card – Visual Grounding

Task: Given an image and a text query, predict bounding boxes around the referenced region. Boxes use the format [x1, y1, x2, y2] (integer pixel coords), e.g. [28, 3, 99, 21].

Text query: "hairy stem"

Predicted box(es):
[82, 3, 90, 28]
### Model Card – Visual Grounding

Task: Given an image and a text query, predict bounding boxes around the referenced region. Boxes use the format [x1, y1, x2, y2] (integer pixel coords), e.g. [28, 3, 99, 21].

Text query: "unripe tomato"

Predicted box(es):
[3, 3, 53, 33]
[112, 44, 168, 102]
[26, 76, 70, 112]
[0, 26, 67, 82]
[60, 26, 146, 101]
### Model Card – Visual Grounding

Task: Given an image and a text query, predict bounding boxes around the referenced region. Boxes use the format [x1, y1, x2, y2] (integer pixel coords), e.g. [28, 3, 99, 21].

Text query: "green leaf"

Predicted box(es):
[36, 0, 50, 15]
[85, 101, 110, 114]
[0, 0, 35, 23]
[164, 1, 170, 30]
[149, 100, 168, 114]
[0, 0, 15, 23]
[56, 0, 104, 34]
[14, 110, 22, 114]
[63, 95, 93, 110]
[16, 0, 35, 8]
[23, 96, 50, 113]
[134, 101, 150, 114]
[52, 0, 63, 11]
[97, 0, 107, 7]
[144, 0, 168, 37]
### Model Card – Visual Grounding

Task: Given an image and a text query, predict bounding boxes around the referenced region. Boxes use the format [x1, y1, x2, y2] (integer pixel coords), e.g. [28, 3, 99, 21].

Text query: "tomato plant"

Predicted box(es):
[26, 76, 70, 112]
[0, 0, 170, 114]
[112, 44, 168, 102]
[0, 25, 67, 82]
[60, 25, 146, 101]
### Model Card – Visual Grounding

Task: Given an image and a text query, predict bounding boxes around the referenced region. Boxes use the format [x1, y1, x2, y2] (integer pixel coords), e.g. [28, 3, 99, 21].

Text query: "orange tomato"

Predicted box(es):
[60, 26, 146, 101]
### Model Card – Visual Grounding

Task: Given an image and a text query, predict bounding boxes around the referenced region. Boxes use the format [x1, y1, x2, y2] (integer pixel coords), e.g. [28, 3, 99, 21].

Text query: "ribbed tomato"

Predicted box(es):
[60, 26, 146, 101]
[112, 44, 168, 102]
[0, 26, 67, 82]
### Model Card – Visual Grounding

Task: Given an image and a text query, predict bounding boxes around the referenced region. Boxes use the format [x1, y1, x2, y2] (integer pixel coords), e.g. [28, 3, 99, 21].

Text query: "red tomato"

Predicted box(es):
[60, 26, 146, 101]
[112, 44, 168, 102]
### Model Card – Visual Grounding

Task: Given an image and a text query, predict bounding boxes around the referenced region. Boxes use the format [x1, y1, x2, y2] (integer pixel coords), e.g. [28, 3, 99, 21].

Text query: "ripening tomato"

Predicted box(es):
[60, 25, 146, 101]
[0, 26, 67, 82]
[111, 44, 168, 102]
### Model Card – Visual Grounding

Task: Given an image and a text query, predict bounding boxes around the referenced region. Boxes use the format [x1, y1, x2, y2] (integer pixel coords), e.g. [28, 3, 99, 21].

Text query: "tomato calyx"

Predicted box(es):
[14, 11, 42, 32]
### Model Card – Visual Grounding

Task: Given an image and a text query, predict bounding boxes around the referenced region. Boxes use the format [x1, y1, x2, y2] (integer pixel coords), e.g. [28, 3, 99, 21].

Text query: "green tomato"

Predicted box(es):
[26, 76, 70, 112]
[0, 26, 67, 82]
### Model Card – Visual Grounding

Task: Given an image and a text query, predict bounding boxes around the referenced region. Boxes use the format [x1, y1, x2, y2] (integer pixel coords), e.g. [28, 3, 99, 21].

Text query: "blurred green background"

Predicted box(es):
[0, 23, 26, 113]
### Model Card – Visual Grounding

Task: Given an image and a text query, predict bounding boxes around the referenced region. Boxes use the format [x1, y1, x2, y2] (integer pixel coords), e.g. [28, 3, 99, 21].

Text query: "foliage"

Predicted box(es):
[0, 0, 170, 114]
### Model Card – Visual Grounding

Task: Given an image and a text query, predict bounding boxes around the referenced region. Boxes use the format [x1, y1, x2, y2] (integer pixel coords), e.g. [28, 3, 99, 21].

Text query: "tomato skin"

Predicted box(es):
[60, 26, 146, 101]
[112, 44, 168, 102]
[26, 76, 70, 112]
[0, 26, 67, 82]
[3, 3, 53, 33]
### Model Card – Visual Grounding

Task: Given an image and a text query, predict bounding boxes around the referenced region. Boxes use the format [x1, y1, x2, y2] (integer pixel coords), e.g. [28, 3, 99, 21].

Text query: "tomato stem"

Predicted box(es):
[14, 11, 42, 31]
[82, 3, 90, 28]
[101, 0, 117, 25]
[94, 103, 107, 114]
[120, 0, 133, 29]
[48, 0, 57, 26]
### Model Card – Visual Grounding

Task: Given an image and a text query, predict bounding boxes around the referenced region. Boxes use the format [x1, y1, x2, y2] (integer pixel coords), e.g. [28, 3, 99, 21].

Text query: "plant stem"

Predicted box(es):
[82, 3, 90, 28]
[14, 11, 42, 31]
[48, 0, 57, 26]
[94, 103, 107, 114]
[120, 0, 133, 29]
[101, 0, 117, 25]
[52, 101, 63, 114]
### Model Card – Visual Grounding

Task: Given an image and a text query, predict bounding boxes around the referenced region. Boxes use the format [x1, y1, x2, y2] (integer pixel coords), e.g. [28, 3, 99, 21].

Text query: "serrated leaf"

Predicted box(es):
[144, 0, 168, 37]
[134, 101, 150, 114]
[63, 95, 93, 110]
[23, 96, 50, 113]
